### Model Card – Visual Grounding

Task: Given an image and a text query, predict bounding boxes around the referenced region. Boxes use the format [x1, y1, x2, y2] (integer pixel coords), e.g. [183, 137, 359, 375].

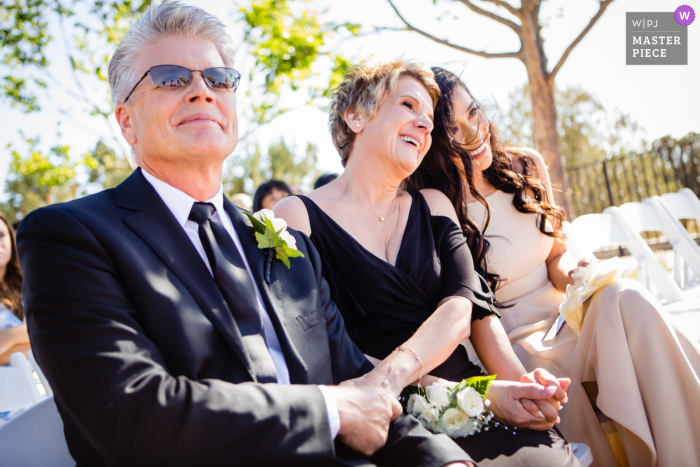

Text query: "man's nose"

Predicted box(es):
[184, 71, 215, 103]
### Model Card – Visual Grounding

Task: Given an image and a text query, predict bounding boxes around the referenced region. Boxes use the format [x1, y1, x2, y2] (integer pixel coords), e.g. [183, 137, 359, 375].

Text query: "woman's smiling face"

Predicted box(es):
[352, 75, 435, 178]
[451, 84, 493, 173]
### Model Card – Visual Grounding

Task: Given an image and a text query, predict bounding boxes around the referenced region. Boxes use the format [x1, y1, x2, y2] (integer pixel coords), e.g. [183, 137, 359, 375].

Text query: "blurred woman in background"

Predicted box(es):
[0, 213, 29, 365]
[253, 179, 291, 211]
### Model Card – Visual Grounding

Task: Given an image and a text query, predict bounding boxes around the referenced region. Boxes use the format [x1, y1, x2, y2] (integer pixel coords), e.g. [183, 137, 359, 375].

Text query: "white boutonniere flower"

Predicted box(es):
[559, 257, 622, 335]
[245, 210, 304, 273]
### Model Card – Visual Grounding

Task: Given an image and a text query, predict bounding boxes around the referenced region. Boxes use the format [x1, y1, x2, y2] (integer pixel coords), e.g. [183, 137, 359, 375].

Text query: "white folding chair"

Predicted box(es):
[28, 349, 53, 398]
[0, 396, 74, 466]
[655, 189, 700, 286]
[0, 352, 43, 412]
[567, 211, 684, 303]
[571, 442, 593, 466]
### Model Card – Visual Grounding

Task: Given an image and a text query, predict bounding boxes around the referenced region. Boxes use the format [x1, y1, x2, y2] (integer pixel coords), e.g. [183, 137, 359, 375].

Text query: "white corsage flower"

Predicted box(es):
[417, 405, 441, 431]
[406, 394, 430, 417]
[425, 383, 451, 411]
[456, 386, 484, 417]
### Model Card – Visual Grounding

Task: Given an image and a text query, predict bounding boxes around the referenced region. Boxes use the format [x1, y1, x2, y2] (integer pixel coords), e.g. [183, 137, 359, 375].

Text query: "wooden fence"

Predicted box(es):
[566, 133, 700, 218]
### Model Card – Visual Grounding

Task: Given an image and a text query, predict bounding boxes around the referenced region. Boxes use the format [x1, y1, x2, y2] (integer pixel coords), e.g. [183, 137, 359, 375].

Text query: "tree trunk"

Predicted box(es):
[519, 5, 573, 218]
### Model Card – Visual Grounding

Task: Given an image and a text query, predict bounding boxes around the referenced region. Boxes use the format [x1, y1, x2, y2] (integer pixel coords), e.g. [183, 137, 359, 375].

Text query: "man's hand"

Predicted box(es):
[486, 380, 561, 431]
[325, 384, 403, 457]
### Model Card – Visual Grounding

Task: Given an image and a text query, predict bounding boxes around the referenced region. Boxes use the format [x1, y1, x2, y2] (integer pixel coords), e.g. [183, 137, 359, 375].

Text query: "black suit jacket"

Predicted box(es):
[18, 169, 468, 467]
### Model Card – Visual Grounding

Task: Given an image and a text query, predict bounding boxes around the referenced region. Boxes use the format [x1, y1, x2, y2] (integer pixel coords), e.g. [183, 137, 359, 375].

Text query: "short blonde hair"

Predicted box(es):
[328, 57, 440, 166]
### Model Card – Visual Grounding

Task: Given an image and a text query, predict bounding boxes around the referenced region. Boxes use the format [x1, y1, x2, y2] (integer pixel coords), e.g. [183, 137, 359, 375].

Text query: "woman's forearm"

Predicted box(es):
[547, 249, 577, 293]
[470, 315, 526, 381]
[0, 324, 31, 365]
[367, 296, 473, 393]
[0, 324, 30, 353]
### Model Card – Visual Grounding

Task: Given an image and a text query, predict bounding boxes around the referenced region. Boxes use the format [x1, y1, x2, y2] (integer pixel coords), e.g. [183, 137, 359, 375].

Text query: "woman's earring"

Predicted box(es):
[356, 124, 360, 128]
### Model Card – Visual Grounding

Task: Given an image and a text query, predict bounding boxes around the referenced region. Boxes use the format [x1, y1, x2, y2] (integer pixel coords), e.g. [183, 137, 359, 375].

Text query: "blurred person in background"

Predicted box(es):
[314, 173, 338, 190]
[0, 212, 29, 366]
[253, 179, 291, 211]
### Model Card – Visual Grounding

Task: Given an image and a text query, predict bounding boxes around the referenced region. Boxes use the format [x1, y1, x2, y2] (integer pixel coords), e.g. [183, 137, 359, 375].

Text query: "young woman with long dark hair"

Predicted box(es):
[0, 213, 29, 366]
[407, 67, 700, 467]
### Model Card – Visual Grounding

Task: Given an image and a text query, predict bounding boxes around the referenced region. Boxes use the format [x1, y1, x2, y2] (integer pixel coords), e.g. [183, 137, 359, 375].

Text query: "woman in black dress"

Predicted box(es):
[275, 57, 581, 467]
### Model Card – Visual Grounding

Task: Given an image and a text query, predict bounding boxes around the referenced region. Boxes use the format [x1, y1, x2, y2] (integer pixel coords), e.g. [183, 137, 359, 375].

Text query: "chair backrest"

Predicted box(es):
[603, 206, 684, 303]
[616, 201, 667, 234]
[566, 213, 628, 262]
[0, 352, 42, 412]
[661, 188, 700, 222]
[0, 396, 74, 466]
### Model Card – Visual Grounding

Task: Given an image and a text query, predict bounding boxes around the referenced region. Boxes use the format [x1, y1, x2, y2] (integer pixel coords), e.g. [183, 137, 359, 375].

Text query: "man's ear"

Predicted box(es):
[343, 108, 364, 133]
[115, 104, 137, 145]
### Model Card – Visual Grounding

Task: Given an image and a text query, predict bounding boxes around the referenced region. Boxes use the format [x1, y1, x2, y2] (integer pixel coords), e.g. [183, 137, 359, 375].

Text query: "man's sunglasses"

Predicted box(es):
[123, 65, 241, 103]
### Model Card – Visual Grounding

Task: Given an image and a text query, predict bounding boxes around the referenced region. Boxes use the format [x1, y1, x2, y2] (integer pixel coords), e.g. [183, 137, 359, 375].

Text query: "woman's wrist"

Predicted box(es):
[377, 350, 421, 390]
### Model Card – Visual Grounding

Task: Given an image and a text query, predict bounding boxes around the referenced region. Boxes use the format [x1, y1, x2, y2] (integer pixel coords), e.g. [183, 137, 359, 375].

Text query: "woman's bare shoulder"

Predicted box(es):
[419, 188, 460, 226]
[505, 145, 548, 176]
[273, 196, 311, 236]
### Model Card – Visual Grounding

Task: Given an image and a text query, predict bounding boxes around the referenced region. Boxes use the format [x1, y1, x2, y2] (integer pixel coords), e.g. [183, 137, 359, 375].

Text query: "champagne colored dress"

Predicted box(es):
[468, 190, 700, 467]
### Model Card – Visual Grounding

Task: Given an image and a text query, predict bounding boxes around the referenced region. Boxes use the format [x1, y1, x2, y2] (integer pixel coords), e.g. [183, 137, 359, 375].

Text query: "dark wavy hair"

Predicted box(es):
[253, 180, 291, 212]
[0, 213, 23, 321]
[407, 67, 565, 296]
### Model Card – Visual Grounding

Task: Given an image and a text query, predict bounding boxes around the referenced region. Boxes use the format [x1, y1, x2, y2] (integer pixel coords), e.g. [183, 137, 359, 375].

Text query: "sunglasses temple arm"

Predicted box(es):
[123, 70, 151, 104]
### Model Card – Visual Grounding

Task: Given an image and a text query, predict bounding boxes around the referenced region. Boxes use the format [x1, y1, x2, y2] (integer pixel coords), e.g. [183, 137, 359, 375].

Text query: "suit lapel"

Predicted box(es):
[224, 200, 310, 384]
[117, 170, 255, 380]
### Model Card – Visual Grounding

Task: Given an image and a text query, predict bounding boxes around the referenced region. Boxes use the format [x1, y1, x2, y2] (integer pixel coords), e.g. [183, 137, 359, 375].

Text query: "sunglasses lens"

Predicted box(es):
[203, 68, 241, 90]
[150, 65, 192, 87]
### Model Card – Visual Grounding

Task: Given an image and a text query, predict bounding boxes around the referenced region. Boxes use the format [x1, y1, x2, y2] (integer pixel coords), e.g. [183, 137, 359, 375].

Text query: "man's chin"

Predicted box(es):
[178, 138, 237, 159]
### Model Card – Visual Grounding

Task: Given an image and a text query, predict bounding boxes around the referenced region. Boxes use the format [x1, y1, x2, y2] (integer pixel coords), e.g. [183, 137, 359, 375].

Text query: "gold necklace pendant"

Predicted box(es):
[339, 180, 394, 222]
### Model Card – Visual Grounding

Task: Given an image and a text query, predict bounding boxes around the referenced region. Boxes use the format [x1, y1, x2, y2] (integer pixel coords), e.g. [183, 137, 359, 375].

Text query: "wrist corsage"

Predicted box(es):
[404, 376, 496, 438]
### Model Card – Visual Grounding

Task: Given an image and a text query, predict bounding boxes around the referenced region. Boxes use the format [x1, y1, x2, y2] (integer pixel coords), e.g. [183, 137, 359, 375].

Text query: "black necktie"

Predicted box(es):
[188, 202, 277, 383]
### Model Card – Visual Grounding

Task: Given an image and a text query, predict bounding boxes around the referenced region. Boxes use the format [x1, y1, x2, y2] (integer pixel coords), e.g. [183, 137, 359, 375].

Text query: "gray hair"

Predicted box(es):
[108, 1, 235, 106]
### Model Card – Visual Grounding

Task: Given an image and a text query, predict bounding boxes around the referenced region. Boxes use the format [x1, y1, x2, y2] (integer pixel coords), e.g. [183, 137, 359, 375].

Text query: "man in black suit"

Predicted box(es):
[17, 3, 471, 466]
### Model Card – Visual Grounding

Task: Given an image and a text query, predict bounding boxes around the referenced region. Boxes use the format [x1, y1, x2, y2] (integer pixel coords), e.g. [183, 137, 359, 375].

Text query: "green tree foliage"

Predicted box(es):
[1, 0, 152, 114]
[240, 0, 360, 128]
[223, 137, 318, 197]
[1, 135, 133, 221]
[2, 136, 78, 220]
[82, 140, 132, 191]
[499, 84, 643, 166]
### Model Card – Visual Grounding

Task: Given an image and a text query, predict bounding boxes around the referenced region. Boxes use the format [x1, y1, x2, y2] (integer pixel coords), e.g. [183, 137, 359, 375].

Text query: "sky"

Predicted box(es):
[1, 0, 698, 192]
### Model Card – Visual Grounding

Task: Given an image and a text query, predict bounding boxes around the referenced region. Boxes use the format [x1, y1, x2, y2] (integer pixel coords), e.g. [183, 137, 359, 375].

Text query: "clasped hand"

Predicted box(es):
[487, 368, 570, 431]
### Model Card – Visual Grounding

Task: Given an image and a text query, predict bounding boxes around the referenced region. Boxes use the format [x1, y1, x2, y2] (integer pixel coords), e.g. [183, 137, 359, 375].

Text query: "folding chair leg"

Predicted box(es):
[582, 382, 630, 467]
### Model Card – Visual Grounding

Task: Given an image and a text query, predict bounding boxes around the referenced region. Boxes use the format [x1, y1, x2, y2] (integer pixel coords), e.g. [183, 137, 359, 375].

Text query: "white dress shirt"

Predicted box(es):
[141, 170, 340, 438]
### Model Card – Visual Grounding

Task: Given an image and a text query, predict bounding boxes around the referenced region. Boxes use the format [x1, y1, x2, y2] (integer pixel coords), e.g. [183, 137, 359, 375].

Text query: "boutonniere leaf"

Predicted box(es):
[245, 209, 304, 269]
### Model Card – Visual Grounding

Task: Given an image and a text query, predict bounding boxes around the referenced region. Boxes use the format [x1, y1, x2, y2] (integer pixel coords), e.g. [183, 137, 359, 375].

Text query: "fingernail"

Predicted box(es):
[537, 411, 545, 419]
[556, 416, 561, 424]
[544, 386, 557, 395]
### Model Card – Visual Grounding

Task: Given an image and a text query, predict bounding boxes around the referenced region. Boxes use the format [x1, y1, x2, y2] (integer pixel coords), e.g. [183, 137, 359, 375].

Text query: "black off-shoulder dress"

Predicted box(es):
[298, 190, 582, 467]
